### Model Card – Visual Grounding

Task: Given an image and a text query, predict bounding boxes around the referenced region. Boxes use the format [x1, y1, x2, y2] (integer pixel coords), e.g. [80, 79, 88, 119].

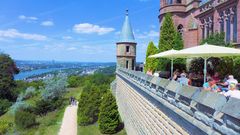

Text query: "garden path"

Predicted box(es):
[58, 103, 78, 135]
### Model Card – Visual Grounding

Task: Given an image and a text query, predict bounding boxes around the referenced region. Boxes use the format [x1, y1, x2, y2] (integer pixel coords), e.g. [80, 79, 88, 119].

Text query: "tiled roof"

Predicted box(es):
[119, 10, 135, 43]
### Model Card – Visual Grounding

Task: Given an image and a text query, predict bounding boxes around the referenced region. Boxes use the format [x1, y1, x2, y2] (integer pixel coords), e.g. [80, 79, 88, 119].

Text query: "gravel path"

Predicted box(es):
[58, 104, 78, 135]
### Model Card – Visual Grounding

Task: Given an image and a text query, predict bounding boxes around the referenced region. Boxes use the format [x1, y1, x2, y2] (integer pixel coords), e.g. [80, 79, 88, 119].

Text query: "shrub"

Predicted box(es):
[22, 86, 36, 100]
[42, 74, 68, 100]
[0, 99, 12, 115]
[98, 91, 121, 134]
[15, 109, 36, 129]
[35, 99, 52, 116]
[9, 101, 29, 115]
[0, 120, 12, 134]
[35, 98, 63, 116]
[16, 87, 36, 102]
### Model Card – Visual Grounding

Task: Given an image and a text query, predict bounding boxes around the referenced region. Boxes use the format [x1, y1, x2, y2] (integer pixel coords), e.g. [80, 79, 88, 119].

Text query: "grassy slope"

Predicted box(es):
[0, 87, 82, 135]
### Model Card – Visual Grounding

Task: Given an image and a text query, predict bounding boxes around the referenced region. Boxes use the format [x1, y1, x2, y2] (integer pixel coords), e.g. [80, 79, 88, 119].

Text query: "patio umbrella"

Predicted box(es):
[165, 43, 240, 83]
[148, 49, 178, 78]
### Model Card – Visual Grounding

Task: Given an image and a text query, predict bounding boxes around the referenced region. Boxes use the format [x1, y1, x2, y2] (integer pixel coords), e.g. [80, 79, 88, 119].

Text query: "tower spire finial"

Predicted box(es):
[126, 9, 129, 16]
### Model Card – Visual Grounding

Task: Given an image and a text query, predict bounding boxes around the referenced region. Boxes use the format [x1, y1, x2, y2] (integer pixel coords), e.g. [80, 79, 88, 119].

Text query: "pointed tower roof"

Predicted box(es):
[119, 10, 135, 43]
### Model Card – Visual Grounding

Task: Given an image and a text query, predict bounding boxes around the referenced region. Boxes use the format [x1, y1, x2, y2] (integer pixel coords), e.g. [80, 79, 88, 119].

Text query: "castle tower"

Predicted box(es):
[116, 10, 136, 70]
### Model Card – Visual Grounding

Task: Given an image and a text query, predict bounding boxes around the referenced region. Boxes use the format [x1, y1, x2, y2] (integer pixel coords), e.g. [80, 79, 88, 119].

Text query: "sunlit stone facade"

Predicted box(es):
[159, 0, 240, 48]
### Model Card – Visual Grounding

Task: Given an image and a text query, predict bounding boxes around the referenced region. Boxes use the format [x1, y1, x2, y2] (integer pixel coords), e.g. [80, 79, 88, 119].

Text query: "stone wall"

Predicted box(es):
[112, 67, 240, 135]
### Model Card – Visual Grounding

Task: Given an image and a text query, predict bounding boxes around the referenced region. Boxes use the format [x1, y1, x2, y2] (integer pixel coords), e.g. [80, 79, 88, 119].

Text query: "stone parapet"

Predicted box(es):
[115, 67, 240, 135]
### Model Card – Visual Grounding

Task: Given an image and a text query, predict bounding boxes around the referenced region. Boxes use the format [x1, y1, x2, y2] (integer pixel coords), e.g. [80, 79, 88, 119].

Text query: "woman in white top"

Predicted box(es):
[223, 84, 240, 99]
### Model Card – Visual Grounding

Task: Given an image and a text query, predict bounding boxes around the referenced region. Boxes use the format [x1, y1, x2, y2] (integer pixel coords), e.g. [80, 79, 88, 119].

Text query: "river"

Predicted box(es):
[14, 68, 65, 80]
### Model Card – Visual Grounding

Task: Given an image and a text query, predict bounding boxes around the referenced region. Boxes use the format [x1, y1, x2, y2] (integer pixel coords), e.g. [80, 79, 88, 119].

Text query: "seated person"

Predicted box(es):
[212, 72, 220, 83]
[147, 70, 153, 75]
[153, 71, 159, 77]
[221, 75, 238, 90]
[172, 69, 180, 81]
[222, 84, 240, 99]
[177, 73, 189, 85]
[203, 78, 221, 92]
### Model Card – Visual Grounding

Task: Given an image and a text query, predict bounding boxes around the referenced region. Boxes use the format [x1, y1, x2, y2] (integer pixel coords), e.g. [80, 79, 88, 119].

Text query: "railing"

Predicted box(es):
[116, 67, 240, 135]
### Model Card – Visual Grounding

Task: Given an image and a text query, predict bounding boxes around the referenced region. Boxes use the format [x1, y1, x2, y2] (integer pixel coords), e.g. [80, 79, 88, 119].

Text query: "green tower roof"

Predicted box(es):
[119, 10, 135, 43]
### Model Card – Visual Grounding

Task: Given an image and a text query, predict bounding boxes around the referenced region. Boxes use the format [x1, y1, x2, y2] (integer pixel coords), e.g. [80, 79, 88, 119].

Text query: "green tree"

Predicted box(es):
[67, 75, 82, 88]
[78, 85, 101, 125]
[174, 31, 184, 50]
[98, 91, 120, 134]
[158, 13, 185, 71]
[144, 41, 159, 72]
[159, 13, 176, 52]
[0, 53, 19, 101]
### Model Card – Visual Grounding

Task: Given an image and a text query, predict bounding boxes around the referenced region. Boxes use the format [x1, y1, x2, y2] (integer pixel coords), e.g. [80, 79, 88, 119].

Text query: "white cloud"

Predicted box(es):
[0, 29, 47, 41]
[18, 15, 38, 22]
[41, 21, 54, 26]
[73, 23, 115, 35]
[67, 47, 77, 51]
[136, 30, 159, 39]
[62, 36, 72, 40]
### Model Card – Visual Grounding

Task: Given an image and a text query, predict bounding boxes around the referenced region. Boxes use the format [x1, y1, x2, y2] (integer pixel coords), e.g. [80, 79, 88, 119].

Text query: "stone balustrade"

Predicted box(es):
[113, 67, 240, 135]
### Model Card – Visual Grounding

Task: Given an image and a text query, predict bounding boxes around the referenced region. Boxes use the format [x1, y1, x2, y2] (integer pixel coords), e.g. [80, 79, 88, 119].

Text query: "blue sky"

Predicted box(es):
[0, 0, 160, 62]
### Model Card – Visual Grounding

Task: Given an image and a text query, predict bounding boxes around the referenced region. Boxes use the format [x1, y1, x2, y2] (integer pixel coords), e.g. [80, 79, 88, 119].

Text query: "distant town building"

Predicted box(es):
[116, 10, 137, 70]
[159, 0, 240, 48]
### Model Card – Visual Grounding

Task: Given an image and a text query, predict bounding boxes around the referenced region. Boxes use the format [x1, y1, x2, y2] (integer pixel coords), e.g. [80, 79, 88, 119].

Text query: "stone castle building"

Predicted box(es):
[159, 0, 240, 48]
[116, 11, 137, 70]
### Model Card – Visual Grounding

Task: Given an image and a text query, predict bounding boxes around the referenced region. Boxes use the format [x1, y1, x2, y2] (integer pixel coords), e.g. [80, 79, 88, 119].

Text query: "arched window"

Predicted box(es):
[177, 24, 183, 36]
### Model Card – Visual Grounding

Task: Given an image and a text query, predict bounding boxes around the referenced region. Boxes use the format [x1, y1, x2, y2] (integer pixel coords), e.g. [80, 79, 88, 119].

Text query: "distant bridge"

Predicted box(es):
[111, 68, 240, 135]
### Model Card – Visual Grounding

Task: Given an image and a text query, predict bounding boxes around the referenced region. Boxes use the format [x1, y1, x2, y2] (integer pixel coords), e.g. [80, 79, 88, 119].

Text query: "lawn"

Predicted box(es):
[78, 123, 127, 135]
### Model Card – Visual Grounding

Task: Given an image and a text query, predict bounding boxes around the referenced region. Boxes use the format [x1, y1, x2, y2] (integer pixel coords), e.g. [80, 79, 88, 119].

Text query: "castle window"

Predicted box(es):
[207, 26, 209, 37]
[226, 16, 231, 43]
[202, 27, 205, 39]
[167, 0, 173, 5]
[233, 12, 237, 42]
[132, 59, 135, 70]
[220, 20, 224, 33]
[177, 24, 183, 36]
[176, 0, 181, 4]
[126, 60, 129, 69]
[220, 12, 224, 33]
[126, 46, 130, 53]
